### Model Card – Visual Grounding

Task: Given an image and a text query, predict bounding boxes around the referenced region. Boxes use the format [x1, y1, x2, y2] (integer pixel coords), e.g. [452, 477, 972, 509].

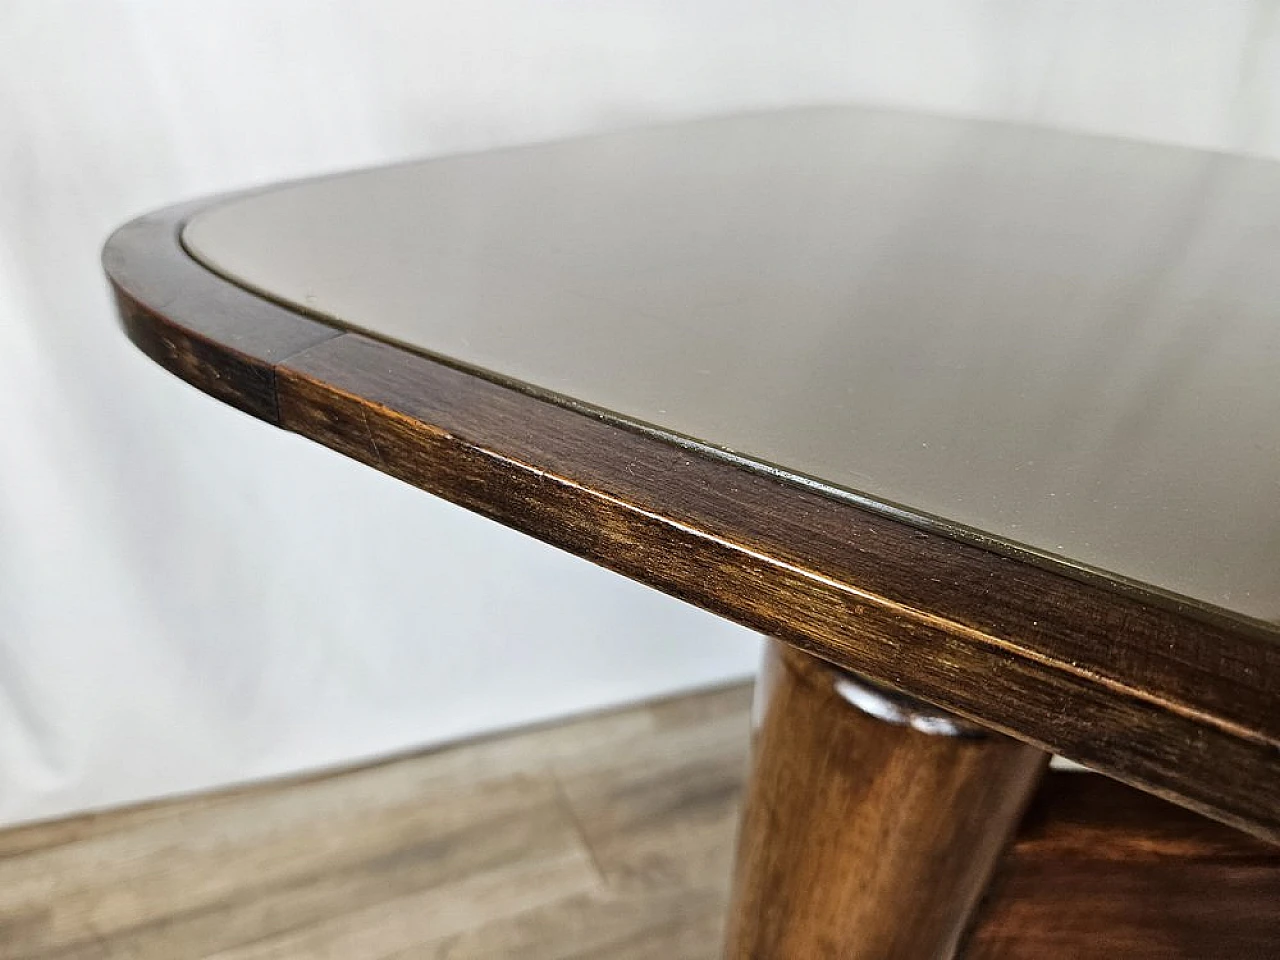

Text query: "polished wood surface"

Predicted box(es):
[107, 202, 338, 421]
[183, 107, 1280, 626]
[725, 643, 1046, 959]
[106, 200, 1280, 840]
[0, 685, 751, 960]
[962, 771, 1280, 959]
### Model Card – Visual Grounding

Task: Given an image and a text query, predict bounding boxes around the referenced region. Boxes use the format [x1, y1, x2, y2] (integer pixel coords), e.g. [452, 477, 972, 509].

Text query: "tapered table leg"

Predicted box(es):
[724, 641, 1048, 959]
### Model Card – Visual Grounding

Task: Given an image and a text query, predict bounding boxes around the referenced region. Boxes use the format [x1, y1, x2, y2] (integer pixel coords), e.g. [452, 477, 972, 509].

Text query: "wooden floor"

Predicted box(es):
[0, 684, 752, 960]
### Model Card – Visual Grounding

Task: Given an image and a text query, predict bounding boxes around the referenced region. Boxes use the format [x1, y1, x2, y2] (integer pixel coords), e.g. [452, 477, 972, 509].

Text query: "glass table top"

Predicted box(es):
[184, 106, 1280, 625]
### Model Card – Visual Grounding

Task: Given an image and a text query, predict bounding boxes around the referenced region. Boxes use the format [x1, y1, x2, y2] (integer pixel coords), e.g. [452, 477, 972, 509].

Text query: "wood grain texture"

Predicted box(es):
[104, 201, 1280, 841]
[0, 684, 752, 960]
[5, 683, 1276, 959]
[104, 202, 338, 421]
[724, 643, 1046, 959]
[962, 771, 1280, 959]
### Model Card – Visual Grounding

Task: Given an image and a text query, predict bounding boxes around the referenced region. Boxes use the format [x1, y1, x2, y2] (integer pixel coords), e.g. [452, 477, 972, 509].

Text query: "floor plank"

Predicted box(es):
[0, 684, 752, 960]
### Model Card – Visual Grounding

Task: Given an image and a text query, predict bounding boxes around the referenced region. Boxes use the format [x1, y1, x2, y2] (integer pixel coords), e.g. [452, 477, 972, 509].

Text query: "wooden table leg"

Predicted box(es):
[724, 641, 1048, 959]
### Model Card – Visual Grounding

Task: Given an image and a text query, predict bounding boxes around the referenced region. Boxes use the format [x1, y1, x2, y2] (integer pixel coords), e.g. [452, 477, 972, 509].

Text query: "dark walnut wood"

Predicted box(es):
[724, 642, 1046, 959]
[104, 203, 338, 421]
[962, 771, 1280, 959]
[105, 199, 1280, 841]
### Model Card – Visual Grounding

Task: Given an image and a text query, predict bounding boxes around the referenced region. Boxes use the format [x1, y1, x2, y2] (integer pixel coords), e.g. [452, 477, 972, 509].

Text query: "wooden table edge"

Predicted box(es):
[103, 196, 1280, 841]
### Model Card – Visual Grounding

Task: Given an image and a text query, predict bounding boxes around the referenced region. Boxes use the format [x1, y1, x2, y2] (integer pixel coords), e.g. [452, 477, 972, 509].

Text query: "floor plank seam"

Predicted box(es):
[550, 772, 609, 891]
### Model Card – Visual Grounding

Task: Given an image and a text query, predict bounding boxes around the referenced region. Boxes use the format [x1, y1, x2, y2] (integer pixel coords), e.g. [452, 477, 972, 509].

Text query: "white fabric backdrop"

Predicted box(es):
[2, 0, 1278, 827]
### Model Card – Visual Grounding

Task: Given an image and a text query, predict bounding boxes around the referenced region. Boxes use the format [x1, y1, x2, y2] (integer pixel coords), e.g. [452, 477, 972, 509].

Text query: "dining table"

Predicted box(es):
[105, 104, 1280, 958]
